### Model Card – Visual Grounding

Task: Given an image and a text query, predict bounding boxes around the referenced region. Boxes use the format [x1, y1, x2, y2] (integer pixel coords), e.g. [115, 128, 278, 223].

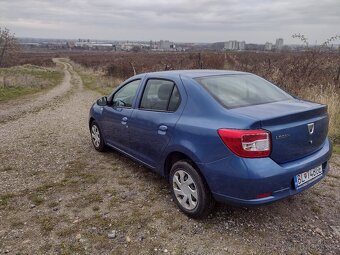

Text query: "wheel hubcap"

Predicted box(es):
[91, 125, 100, 148]
[173, 170, 198, 210]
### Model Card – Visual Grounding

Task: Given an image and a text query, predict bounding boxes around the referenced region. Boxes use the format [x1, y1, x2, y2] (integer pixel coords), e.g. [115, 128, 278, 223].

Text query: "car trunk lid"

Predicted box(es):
[229, 99, 328, 164]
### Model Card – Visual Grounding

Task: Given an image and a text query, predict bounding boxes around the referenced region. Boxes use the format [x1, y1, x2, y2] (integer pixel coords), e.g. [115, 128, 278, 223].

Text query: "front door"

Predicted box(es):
[101, 79, 141, 151]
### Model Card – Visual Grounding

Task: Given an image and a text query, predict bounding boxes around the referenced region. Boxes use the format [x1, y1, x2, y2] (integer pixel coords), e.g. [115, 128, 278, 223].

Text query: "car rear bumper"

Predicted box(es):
[198, 138, 332, 206]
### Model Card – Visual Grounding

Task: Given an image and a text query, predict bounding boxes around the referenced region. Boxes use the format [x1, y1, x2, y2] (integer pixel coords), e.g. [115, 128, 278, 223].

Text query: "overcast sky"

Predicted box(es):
[0, 0, 339, 44]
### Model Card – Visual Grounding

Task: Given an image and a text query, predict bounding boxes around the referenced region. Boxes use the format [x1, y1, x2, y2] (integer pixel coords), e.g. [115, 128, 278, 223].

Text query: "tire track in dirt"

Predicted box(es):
[0, 59, 77, 123]
[0, 58, 97, 194]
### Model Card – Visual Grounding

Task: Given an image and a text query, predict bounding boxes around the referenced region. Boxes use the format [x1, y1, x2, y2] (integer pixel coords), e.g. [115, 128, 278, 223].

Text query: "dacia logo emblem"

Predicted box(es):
[307, 123, 314, 135]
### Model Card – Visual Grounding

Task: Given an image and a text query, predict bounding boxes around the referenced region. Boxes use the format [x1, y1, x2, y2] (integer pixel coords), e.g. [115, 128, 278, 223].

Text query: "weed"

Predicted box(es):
[68, 192, 103, 208]
[57, 225, 79, 238]
[117, 179, 133, 186]
[333, 144, 340, 155]
[0, 193, 15, 207]
[39, 216, 58, 233]
[0, 166, 13, 172]
[311, 205, 321, 214]
[56, 242, 86, 254]
[48, 201, 59, 208]
[35, 183, 57, 193]
[328, 173, 340, 179]
[112, 165, 119, 172]
[29, 194, 45, 205]
[92, 205, 100, 211]
[10, 219, 25, 229]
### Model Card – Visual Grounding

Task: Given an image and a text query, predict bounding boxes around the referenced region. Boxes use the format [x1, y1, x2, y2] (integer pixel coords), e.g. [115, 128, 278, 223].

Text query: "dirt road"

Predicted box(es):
[0, 59, 339, 254]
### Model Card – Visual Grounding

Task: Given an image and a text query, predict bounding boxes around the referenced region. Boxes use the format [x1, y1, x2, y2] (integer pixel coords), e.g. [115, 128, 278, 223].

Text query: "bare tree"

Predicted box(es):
[0, 27, 19, 67]
[292, 33, 340, 86]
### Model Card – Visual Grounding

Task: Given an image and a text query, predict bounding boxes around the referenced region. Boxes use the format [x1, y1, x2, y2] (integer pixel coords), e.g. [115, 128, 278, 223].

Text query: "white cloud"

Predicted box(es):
[0, 0, 339, 43]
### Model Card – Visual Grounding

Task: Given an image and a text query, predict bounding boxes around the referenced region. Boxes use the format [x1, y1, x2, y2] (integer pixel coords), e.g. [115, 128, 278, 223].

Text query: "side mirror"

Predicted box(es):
[97, 96, 108, 106]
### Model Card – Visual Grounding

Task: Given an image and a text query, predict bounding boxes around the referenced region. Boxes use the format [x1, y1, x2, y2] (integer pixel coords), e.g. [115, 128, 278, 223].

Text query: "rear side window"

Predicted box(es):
[195, 74, 292, 108]
[140, 79, 181, 112]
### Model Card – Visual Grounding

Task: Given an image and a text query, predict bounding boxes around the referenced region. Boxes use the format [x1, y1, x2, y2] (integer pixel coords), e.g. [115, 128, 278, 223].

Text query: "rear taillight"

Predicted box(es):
[217, 129, 271, 158]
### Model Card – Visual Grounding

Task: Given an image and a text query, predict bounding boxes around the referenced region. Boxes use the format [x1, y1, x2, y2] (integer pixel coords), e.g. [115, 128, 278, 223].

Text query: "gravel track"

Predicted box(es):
[0, 59, 339, 254]
[0, 59, 74, 123]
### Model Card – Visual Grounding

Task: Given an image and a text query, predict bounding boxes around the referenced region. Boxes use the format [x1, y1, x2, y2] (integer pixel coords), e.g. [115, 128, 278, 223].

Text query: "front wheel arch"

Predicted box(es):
[89, 120, 107, 152]
[89, 117, 95, 130]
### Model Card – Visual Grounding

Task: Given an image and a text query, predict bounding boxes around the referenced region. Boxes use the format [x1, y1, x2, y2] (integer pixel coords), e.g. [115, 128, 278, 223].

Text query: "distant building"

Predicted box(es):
[224, 40, 237, 50]
[245, 43, 265, 51]
[224, 40, 246, 51]
[150, 40, 176, 51]
[275, 38, 284, 50]
[264, 42, 273, 51]
[239, 41, 245, 50]
[159, 40, 171, 50]
[88, 43, 113, 51]
[120, 42, 135, 51]
[211, 42, 225, 50]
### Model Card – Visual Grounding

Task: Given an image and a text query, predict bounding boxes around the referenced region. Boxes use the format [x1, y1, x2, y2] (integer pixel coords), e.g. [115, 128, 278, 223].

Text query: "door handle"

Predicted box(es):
[121, 116, 128, 125]
[158, 125, 168, 131]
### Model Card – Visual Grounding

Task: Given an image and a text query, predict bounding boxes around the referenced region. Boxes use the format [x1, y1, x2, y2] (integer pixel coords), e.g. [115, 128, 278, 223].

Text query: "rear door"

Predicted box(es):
[101, 79, 141, 151]
[128, 77, 183, 168]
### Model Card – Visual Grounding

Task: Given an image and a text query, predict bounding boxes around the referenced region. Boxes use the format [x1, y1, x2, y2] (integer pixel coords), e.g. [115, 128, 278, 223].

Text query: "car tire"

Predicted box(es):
[169, 160, 215, 219]
[90, 121, 107, 152]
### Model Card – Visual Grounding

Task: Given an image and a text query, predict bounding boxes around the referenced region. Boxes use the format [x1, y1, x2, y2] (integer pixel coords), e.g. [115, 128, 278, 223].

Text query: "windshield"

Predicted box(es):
[194, 74, 292, 108]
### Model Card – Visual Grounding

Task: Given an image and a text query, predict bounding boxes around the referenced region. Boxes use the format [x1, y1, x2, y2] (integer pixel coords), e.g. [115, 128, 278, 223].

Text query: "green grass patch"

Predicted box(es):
[333, 144, 340, 155]
[0, 86, 42, 102]
[0, 65, 63, 102]
[29, 193, 45, 205]
[63, 159, 100, 185]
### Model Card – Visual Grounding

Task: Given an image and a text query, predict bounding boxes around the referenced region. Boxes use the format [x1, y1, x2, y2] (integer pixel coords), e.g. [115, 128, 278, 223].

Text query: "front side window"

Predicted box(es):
[112, 79, 140, 107]
[195, 74, 292, 108]
[140, 79, 181, 112]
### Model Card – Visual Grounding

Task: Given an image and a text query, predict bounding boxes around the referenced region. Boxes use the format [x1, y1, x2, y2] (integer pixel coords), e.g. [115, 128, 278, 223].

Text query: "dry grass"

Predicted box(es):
[71, 61, 123, 95]
[300, 84, 340, 142]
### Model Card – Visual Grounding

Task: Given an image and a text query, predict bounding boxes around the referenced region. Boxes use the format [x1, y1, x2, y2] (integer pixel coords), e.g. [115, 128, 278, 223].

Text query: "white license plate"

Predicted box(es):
[294, 165, 323, 189]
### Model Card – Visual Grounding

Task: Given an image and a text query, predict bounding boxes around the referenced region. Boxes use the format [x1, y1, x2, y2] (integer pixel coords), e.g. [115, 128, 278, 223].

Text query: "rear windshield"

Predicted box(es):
[195, 74, 292, 108]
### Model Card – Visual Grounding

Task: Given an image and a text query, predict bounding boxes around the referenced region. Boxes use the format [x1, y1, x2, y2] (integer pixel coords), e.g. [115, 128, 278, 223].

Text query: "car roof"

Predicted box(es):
[141, 69, 249, 79]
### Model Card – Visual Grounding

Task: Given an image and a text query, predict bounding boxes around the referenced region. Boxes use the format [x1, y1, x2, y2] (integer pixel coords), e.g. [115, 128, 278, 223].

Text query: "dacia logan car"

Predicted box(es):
[89, 70, 332, 218]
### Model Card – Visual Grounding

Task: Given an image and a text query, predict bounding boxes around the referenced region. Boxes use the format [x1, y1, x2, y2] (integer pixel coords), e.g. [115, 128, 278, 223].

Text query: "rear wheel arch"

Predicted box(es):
[164, 152, 189, 176]
[164, 151, 203, 180]
[168, 154, 215, 218]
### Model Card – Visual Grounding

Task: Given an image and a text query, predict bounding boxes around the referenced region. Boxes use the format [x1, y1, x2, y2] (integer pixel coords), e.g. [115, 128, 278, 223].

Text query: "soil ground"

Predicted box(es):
[0, 59, 339, 254]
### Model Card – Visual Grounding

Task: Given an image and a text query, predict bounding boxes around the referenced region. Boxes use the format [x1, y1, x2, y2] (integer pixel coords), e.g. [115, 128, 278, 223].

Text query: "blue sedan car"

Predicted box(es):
[89, 70, 332, 218]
